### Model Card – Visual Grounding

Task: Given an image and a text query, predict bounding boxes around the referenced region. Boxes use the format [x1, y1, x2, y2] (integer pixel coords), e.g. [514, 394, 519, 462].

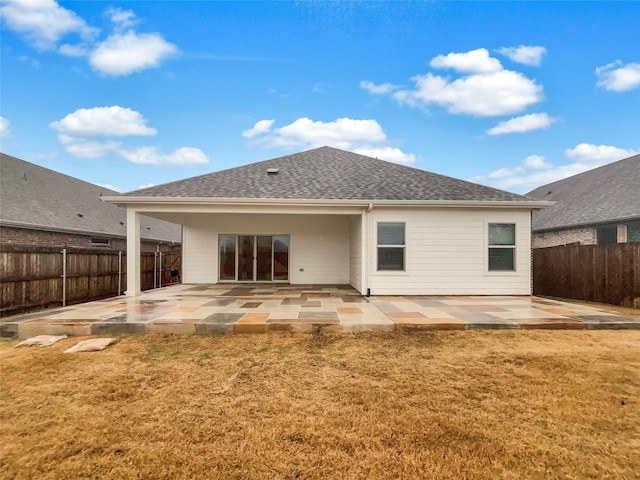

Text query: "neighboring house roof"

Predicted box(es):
[526, 154, 640, 232]
[0, 153, 181, 243]
[120, 146, 538, 203]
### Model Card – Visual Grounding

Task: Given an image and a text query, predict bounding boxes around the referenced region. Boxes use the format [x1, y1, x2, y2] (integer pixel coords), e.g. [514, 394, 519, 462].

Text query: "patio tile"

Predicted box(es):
[411, 300, 448, 307]
[91, 323, 146, 335]
[200, 313, 245, 324]
[341, 296, 368, 303]
[100, 314, 161, 323]
[299, 302, 323, 308]
[372, 302, 402, 313]
[281, 298, 310, 305]
[454, 312, 518, 329]
[20, 322, 93, 338]
[539, 308, 584, 316]
[237, 313, 270, 324]
[239, 302, 260, 308]
[576, 315, 640, 329]
[511, 318, 588, 329]
[386, 312, 428, 319]
[147, 322, 196, 334]
[267, 318, 340, 325]
[234, 323, 268, 334]
[459, 305, 509, 312]
[491, 310, 567, 320]
[0, 323, 19, 339]
[298, 311, 338, 320]
[337, 307, 362, 314]
[204, 298, 237, 307]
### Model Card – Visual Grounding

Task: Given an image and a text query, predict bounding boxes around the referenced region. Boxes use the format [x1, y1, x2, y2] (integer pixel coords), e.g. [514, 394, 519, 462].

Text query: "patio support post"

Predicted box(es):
[361, 208, 368, 295]
[126, 208, 141, 296]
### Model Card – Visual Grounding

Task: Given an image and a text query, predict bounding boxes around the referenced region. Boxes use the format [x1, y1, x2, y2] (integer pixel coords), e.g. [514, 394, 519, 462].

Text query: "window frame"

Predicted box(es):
[90, 237, 110, 246]
[487, 223, 517, 273]
[376, 222, 406, 272]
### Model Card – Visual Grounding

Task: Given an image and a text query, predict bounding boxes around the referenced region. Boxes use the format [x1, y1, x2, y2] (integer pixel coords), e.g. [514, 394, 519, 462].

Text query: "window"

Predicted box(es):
[488, 223, 515, 271]
[628, 221, 640, 243]
[596, 225, 617, 244]
[91, 237, 110, 246]
[377, 222, 405, 271]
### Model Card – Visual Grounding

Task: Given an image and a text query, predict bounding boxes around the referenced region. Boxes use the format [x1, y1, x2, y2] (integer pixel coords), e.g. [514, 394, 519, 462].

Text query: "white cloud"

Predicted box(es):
[105, 7, 136, 30]
[2, 2, 177, 77]
[359, 80, 399, 95]
[0, 0, 98, 50]
[366, 48, 544, 117]
[564, 143, 638, 164]
[430, 48, 502, 74]
[394, 69, 542, 117]
[0, 116, 10, 138]
[89, 31, 179, 76]
[486, 113, 556, 135]
[58, 43, 88, 57]
[523, 155, 552, 170]
[52, 106, 206, 166]
[242, 119, 275, 138]
[118, 147, 209, 166]
[496, 46, 546, 66]
[595, 61, 640, 92]
[50, 106, 157, 137]
[353, 147, 417, 166]
[470, 144, 638, 193]
[58, 135, 122, 159]
[94, 182, 123, 193]
[244, 117, 416, 165]
[254, 117, 387, 149]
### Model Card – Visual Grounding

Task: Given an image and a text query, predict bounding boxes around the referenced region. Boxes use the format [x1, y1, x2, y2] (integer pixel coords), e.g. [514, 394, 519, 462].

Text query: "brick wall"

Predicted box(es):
[0, 226, 177, 252]
[532, 226, 596, 249]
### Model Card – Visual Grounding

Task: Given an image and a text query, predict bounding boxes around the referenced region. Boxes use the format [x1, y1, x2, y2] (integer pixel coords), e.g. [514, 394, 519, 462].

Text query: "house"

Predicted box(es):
[0, 153, 181, 252]
[526, 154, 640, 248]
[102, 146, 551, 296]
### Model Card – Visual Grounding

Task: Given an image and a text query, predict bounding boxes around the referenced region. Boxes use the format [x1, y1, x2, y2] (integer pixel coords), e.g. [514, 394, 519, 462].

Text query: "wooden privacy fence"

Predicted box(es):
[533, 243, 640, 307]
[0, 245, 182, 315]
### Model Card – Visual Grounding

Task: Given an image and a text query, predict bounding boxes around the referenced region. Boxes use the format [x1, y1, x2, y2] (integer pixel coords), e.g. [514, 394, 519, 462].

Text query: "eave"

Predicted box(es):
[102, 196, 554, 210]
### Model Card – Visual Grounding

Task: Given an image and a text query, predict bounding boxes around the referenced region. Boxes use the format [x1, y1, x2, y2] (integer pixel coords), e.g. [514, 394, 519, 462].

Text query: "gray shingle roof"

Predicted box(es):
[123, 146, 533, 202]
[526, 154, 640, 231]
[0, 153, 181, 242]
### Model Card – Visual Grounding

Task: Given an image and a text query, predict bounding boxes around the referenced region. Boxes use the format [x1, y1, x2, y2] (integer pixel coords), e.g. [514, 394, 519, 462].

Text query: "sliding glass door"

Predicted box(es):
[219, 234, 289, 282]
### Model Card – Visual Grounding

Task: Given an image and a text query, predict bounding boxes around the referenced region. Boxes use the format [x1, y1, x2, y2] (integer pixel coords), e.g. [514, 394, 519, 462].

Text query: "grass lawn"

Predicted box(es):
[1, 331, 639, 479]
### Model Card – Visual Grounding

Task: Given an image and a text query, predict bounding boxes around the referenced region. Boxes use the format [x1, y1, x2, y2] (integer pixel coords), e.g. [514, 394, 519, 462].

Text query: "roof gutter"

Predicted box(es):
[101, 196, 554, 209]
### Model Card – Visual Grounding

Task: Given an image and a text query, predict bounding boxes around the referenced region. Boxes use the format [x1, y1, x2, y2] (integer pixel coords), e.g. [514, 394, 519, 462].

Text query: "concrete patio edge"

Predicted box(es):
[2, 285, 639, 340]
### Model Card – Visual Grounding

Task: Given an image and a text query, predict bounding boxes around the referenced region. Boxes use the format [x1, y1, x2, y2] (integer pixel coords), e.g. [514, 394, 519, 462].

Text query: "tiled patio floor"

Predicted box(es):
[2, 284, 639, 339]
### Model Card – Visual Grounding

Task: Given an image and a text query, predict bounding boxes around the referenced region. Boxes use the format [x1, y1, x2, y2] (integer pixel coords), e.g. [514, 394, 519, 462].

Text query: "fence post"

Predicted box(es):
[118, 250, 122, 296]
[159, 251, 163, 288]
[153, 252, 157, 289]
[61, 248, 67, 307]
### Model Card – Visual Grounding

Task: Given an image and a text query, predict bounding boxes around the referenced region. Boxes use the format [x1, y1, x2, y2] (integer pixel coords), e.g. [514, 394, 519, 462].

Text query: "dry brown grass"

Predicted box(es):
[1, 331, 639, 479]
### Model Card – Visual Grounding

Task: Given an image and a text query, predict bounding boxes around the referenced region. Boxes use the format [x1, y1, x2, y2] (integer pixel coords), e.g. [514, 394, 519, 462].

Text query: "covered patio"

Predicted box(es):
[2, 285, 638, 339]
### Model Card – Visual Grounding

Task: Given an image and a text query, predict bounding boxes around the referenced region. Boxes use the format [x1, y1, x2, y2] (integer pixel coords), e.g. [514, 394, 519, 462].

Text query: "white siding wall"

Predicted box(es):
[182, 214, 350, 285]
[367, 208, 532, 295]
[349, 215, 362, 292]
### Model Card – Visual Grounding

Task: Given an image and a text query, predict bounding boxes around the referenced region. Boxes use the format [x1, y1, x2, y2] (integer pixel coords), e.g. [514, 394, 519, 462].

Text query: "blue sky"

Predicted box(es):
[1, 0, 639, 194]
